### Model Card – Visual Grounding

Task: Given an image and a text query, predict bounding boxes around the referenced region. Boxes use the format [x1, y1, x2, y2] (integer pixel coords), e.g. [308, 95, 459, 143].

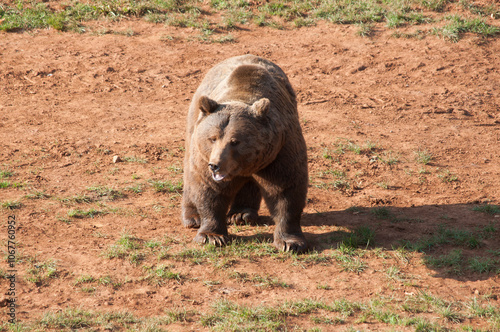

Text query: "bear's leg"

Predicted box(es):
[264, 188, 308, 253]
[181, 186, 201, 228]
[227, 180, 261, 225]
[182, 202, 201, 228]
[194, 189, 231, 247]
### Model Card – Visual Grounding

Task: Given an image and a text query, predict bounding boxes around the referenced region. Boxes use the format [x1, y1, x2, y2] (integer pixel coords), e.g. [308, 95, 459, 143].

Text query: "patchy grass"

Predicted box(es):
[24, 190, 51, 200]
[0, 169, 14, 179]
[397, 224, 499, 275]
[229, 271, 291, 288]
[414, 149, 433, 165]
[401, 224, 484, 252]
[356, 22, 375, 37]
[340, 226, 375, 248]
[104, 231, 145, 265]
[67, 208, 106, 219]
[25, 258, 58, 285]
[149, 179, 183, 193]
[473, 204, 500, 215]
[371, 207, 393, 220]
[74, 274, 96, 285]
[1, 200, 22, 210]
[123, 156, 148, 163]
[432, 15, 500, 42]
[424, 249, 464, 274]
[87, 185, 124, 201]
[437, 168, 458, 182]
[1, 0, 498, 41]
[143, 264, 182, 285]
[58, 193, 93, 204]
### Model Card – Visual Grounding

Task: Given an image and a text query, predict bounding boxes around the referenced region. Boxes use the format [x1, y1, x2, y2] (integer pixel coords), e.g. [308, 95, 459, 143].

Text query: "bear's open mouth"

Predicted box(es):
[211, 172, 227, 182]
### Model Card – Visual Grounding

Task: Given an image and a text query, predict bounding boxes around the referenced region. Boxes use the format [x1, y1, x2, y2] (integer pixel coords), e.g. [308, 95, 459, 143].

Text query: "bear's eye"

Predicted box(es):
[230, 139, 240, 146]
[209, 137, 217, 143]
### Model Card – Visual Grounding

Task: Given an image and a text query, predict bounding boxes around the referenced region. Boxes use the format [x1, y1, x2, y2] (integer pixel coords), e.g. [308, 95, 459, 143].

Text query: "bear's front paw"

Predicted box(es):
[274, 234, 308, 253]
[194, 231, 230, 247]
[227, 208, 259, 225]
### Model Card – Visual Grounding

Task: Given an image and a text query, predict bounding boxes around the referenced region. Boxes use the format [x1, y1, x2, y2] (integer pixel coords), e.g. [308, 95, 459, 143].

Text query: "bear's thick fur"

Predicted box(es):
[182, 55, 308, 252]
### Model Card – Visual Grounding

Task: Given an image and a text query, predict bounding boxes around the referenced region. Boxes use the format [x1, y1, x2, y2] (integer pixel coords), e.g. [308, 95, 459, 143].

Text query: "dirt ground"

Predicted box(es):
[0, 16, 499, 331]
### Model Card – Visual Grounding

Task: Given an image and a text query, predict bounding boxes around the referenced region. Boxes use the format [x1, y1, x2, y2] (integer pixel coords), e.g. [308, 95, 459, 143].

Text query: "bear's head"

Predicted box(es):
[193, 95, 278, 182]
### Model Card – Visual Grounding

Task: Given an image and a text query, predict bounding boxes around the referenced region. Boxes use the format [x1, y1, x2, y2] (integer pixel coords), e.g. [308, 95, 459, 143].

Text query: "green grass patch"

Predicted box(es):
[0, 169, 13, 179]
[25, 259, 58, 285]
[400, 224, 483, 252]
[419, 0, 450, 12]
[68, 208, 106, 219]
[424, 249, 464, 274]
[313, 0, 386, 24]
[150, 179, 183, 193]
[473, 204, 500, 215]
[468, 257, 500, 274]
[397, 223, 499, 275]
[165, 237, 276, 265]
[123, 155, 148, 163]
[24, 190, 51, 199]
[356, 22, 374, 37]
[58, 193, 93, 204]
[229, 271, 291, 288]
[376, 151, 400, 165]
[125, 183, 144, 194]
[340, 226, 375, 248]
[39, 308, 137, 330]
[74, 275, 96, 285]
[459, 0, 500, 19]
[104, 231, 145, 265]
[332, 138, 378, 155]
[414, 149, 433, 165]
[2, 0, 497, 42]
[143, 264, 181, 285]
[371, 207, 393, 220]
[7, 306, 197, 330]
[334, 252, 367, 273]
[87, 185, 124, 201]
[4, 294, 499, 331]
[1, 200, 22, 210]
[432, 15, 500, 42]
[201, 298, 365, 330]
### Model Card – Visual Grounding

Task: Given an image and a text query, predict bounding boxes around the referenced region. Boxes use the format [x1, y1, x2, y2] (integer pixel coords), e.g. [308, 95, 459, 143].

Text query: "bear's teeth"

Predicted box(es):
[212, 173, 226, 181]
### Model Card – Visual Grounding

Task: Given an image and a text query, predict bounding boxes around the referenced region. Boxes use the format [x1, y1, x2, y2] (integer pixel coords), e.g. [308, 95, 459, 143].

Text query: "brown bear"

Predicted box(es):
[182, 54, 308, 253]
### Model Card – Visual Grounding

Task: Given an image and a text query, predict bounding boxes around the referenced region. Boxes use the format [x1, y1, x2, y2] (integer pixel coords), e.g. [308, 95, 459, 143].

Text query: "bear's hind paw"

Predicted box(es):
[183, 218, 201, 228]
[194, 232, 230, 247]
[227, 208, 259, 225]
[182, 216, 201, 228]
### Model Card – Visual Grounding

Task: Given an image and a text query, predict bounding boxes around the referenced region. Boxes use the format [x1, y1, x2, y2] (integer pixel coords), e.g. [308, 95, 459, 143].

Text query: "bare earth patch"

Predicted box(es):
[0, 17, 499, 331]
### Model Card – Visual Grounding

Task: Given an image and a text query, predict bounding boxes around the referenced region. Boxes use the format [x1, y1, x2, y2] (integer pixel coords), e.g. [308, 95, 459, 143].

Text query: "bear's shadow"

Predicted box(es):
[229, 203, 499, 282]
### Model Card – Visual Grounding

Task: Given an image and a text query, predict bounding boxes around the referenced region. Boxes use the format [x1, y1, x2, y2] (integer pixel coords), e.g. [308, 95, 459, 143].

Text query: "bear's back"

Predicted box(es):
[200, 55, 296, 104]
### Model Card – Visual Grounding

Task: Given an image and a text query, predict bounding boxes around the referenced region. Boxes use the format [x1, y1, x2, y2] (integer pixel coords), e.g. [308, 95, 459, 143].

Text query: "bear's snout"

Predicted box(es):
[208, 162, 228, 182]
[208, 163, 220, 172]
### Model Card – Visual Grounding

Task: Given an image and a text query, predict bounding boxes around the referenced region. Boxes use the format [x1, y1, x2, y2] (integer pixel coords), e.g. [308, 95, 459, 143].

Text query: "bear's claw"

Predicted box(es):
[274, 235, 308, 253]
[194, 232, 230, 247]
[227, 208, 259, 225]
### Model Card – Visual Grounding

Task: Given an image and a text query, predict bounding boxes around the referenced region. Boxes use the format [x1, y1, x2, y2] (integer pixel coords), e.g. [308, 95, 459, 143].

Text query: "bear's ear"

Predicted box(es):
[198, 96, 219, 115]
[251, 98, 270, 117]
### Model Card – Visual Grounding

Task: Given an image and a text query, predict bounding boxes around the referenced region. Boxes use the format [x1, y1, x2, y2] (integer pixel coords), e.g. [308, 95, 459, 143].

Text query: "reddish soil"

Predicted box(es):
[0, 18, 499, 331]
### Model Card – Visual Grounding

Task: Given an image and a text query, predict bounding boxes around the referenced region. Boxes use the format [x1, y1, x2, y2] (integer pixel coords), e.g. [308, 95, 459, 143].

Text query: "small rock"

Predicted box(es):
[0, 297, 9, 307]
[112, 155, 122, 163]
